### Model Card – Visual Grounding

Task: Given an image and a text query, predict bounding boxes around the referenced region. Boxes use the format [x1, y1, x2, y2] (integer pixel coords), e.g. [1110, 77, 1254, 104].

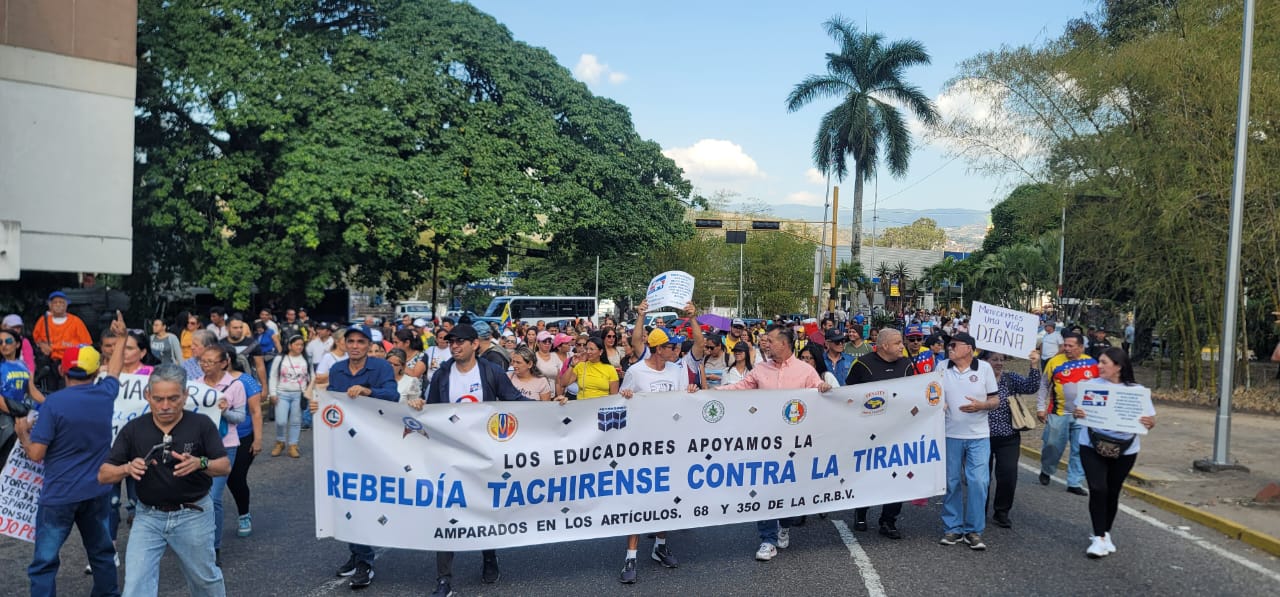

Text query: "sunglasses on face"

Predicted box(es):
[0, 338, 16, 345]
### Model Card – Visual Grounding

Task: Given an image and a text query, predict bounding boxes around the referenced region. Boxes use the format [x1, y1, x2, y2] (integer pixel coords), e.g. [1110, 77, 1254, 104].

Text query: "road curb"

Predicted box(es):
[1018, 445, 1280, 558]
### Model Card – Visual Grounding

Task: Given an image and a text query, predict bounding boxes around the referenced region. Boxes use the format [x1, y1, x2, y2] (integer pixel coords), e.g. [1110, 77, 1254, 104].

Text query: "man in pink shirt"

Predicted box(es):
[717, 324, 830, 562]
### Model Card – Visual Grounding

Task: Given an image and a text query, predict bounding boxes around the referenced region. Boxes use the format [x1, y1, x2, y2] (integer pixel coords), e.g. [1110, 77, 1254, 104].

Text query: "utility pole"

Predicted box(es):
[828, 186, 839, 312]
[1196, 0, 1255, 473]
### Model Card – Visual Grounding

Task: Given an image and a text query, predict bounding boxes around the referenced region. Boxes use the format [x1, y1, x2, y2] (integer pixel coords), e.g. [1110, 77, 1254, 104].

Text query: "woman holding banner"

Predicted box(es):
[980, 349, 1039, 529]
[1072, 347, 1155, 559]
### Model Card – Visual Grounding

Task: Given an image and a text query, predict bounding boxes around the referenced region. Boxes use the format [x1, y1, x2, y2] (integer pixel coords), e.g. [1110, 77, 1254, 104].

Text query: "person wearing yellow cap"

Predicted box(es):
[16, 310, 127, 595]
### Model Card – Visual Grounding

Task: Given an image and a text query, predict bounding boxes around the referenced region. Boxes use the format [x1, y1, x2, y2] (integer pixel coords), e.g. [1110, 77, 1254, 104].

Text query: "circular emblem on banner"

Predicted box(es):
[863, 396, 885, 411]
[926, 382, 943, 406]
[702, 400, 725, 423]
[487, 413, 519, 441]
[782, 399, 807, 425]
[321, 404, 344, 428]
[401, 416, 429, 438]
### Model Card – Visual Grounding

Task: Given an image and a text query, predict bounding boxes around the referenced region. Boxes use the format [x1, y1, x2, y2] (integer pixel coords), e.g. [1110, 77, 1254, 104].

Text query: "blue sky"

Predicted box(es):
[469, 1, 1094, 224]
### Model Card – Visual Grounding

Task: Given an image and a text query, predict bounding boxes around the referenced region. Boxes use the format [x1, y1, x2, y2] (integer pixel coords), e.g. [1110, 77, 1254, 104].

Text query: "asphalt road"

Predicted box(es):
[2, 430, 1278, 596]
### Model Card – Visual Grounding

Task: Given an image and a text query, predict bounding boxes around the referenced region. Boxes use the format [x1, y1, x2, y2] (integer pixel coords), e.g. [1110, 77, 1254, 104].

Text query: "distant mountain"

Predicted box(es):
[767, 205, 989, 231]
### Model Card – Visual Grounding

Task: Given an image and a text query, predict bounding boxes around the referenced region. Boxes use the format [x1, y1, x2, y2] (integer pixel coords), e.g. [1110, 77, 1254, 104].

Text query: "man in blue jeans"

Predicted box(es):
[17, 334, 125, 597]
[937, 332, 999, 551]
[100, 363, 231, 596]
[311, 326, 399, 589]
[1036, 332, 1094, 495]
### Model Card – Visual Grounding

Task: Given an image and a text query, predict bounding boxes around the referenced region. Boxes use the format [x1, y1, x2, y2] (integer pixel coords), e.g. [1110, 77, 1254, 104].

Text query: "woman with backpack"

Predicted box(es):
[268, 335, 310, 458]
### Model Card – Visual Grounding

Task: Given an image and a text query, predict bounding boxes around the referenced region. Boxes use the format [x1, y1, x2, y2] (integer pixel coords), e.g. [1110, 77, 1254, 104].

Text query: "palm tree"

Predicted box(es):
[786, 16, 940, 265]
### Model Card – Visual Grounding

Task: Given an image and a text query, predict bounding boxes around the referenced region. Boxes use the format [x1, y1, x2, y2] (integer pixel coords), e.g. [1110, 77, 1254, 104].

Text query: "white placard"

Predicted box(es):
[0, 428, 42, 542]
[1074, 380, 1154, 435]
[313, 373, 948, 551]
[645, 271, 695, 311]
[970, 301, 1039, 357]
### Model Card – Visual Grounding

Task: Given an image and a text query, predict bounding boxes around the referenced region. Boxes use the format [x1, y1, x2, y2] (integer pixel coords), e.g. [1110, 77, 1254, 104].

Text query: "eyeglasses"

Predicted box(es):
[198, 359, 224, 367]
[539, 339, 552, 344]
[447, 339, 472, 346]
[0, 338, 16, 345]
[605, 334, 616, 339]
[576, 343, 588, 348]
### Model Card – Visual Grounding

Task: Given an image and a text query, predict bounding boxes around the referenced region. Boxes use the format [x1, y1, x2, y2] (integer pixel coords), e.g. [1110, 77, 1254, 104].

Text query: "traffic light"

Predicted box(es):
[751, 221, 780, 230]
[695, 219, 723, 228]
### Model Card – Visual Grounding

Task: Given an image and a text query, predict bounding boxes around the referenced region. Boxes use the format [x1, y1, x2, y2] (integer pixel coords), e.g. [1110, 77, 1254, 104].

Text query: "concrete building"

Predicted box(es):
[0, 0, 137, 279]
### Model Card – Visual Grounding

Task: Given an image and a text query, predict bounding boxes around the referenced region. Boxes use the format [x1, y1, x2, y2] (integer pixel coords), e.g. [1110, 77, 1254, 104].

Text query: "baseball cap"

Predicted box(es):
[2, 314, 22, 328]
[905, 324, 924, 338]
[474, 324, 493, 340]
[824, 329, 846, 343]
[731, 342, 749, 353]
[48, 291, 69, 303]
[446, 325, 479, 341]
[951, 332, 977, 348]
[62, 345, 101, 378]
[647, 328, 686, 348]
[536, 331, 554, 343]
[413, 318, 428, 328]
[344, 326, 373, 341]
[553, 333, 574, 348]
[732, 318, 746, 328]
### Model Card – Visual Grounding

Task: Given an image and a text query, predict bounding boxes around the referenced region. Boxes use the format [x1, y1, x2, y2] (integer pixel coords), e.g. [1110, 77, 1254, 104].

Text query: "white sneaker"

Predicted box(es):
[1102, 532, 1116, 554]
[777, 527, 790, 549]
[1086, 536, 1109, 559]
[754, 542, 778, 561]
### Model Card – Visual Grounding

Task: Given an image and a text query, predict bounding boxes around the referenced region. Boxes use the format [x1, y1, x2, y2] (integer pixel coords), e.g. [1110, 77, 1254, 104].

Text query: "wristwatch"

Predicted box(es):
[199, 456, 209, 470]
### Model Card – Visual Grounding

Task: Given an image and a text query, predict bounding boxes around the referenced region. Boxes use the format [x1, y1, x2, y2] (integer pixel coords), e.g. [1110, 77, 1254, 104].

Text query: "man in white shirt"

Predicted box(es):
[305, 324, 333, 368]
[207, 307, 229, 340]
[615, 327, 696, 584]
[1039, 322, 1063, 367]
[938, 332, 999, 552]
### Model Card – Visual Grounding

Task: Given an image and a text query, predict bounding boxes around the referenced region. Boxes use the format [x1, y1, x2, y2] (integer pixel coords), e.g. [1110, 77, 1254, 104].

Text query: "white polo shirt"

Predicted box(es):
[941, 358, 999, 439]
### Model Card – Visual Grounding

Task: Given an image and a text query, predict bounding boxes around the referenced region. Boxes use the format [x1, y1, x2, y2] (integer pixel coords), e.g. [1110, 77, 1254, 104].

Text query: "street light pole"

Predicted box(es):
[738, 243, 744, 317]
[1196, 0, 1255, 473]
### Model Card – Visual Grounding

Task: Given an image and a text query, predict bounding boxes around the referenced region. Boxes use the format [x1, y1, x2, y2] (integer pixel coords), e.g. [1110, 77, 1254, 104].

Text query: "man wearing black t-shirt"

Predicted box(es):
[99, 364, 231, 597]
[845, 328, 915, 539]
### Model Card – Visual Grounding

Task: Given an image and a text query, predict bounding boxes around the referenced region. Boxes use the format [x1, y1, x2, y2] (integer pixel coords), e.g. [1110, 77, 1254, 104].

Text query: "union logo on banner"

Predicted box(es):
[782, 399, 807, 424]
[926, 382, 942, 406]
[321, 404, 344, 428]
[487, 413, 519, 441]
[647, 275, 666, 293]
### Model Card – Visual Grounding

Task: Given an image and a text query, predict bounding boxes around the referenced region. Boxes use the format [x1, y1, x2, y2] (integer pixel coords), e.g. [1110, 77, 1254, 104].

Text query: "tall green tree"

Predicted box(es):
[785, 16, 940, 265]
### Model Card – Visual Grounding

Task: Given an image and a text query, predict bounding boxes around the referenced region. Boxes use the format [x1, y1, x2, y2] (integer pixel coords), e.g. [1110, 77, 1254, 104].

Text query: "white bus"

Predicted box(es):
[483, 296, 599, 325]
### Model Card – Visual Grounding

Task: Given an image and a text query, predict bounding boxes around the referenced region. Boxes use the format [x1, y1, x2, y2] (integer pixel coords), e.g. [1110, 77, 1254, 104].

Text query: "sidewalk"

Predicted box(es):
[1021, 401, 1280, 552]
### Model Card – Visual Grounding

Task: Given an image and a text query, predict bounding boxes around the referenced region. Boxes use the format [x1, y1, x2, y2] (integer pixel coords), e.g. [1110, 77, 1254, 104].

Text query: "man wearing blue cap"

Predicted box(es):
[904, 324, 936, 374]
[32, 291, 92, 392]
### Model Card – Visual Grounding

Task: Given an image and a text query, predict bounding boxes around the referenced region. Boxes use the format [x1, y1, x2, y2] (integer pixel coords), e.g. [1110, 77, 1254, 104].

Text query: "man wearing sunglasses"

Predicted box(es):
[938, 332, 999, 552]
[17, 311, 127, 595]
[904, 324, 937, 374]
[845, 328, 914, 539]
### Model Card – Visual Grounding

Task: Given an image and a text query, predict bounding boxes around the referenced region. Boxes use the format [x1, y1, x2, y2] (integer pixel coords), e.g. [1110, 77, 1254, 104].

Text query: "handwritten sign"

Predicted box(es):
[645, 271, 695, 311]
[0, 431, 43, 542]
[971, 301, 1038, 357]
[114, 373, 224, 442]
[1075, 380, 1155, 435]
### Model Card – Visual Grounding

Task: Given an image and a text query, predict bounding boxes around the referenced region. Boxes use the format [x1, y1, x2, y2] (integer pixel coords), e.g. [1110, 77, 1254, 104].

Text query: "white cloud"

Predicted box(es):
[573, 54, 627, 85]
[805, 167, 826, 185]
[663, 139, 764, 181]
[784, 191, 825, 206]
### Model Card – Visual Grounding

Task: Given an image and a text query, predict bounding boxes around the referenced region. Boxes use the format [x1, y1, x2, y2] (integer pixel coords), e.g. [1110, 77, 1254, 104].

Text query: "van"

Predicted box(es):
[395, 301, 434, 321]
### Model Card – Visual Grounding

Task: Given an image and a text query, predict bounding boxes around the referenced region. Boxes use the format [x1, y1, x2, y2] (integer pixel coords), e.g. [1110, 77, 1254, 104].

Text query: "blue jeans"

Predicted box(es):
[211, 446, 237, 550]
[942, 437, 991, 535]
[300, 398, 313, 428]
[350, 542, 376, 565]
[274, 391, 302, 445]
[108, 479, 139, 540]
[124, 495, 224, 597]
[1040, 413, 1085, 488]
[29, 492, 118, 597]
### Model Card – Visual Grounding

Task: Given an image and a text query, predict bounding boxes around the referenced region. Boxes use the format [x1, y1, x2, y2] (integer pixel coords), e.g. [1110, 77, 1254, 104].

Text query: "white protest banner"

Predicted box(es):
[971, 301, 1038, 357]
[0, 433, 42, 542]
[0, 374, 225, 544]
[645, 271, 695, 311]
[1075, 380, 1154, 435]
[314, 373, 947, 551]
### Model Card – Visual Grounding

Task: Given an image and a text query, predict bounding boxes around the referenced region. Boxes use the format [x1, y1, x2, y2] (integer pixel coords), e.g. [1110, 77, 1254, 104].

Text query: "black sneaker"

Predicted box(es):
[878, 521, 902, 540]
[1039, 472, 1051, 485]
[619, 557, 637, 584]
[482, 557, 500, 584]
[939, 533, 963, 546]
[1066, 486, 1089, 496]
[993, 513, 1012, 528]
[964, 532, 987, 551]
[853, 516, 868, 532]
[349, 562, 374, 589]
[430, 577, 453, 597]
[652, 544, 679, 568]
[335, 554, 359, 577]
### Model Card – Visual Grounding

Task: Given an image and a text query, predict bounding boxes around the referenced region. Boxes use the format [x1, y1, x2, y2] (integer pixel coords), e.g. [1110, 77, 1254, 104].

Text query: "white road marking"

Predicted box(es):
[1017, 462, 1280, 584]
[831, 519, 887, 597]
